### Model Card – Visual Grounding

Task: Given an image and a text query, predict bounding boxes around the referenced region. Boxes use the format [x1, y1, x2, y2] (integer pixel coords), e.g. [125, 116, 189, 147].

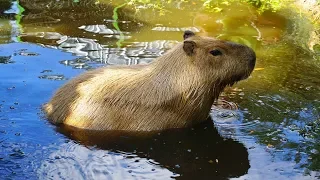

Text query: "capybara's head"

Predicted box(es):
[183, 30, 256, 86]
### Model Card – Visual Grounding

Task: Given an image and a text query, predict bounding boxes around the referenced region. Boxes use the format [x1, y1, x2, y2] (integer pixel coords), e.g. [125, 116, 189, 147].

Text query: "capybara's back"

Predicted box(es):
[44, 31, 256, 131]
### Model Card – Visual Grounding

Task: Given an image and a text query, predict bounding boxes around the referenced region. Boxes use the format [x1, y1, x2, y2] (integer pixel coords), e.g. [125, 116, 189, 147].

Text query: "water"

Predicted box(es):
[1, 0, 320, 179]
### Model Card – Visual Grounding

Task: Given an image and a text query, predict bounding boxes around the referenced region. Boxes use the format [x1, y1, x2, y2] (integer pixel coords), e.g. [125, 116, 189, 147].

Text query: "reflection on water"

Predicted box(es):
[57, 37, 177, 67]
[38, 141, 175, 180]
[0, 0, 320, 179]
[19, 0, 144, 46]
[50, 120, 249, 179]
[0, 56, 12, 64]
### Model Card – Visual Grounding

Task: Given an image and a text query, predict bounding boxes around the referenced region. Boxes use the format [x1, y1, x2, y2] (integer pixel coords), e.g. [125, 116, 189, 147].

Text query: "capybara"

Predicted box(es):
[44, 31, 256, 131]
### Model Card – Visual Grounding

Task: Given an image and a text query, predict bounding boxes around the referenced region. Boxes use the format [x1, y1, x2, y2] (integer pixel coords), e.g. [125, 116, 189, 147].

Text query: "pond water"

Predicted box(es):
[1, 0, 320, 179]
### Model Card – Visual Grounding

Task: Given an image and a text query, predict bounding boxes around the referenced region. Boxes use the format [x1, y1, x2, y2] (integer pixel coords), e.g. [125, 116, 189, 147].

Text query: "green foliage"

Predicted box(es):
[202, 0, 284, 12]
[245, 0, 283, 12]
[125, 0, 287, 13]
[125, 0, 175, 15]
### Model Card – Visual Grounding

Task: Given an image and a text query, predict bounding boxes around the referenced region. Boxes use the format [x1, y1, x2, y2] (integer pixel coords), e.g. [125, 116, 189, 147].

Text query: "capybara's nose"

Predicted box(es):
[246, 47, 256, 70]
[233, 43, 256, 70]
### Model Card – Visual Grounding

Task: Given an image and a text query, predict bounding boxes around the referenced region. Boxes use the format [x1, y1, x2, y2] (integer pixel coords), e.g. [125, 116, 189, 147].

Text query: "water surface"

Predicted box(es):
[0, 0, 320, 179]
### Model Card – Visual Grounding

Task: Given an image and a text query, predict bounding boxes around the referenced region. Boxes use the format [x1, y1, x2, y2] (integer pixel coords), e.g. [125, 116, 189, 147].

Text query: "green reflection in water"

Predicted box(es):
[112, 3, 127, 47]
[15, 0, 25, 42]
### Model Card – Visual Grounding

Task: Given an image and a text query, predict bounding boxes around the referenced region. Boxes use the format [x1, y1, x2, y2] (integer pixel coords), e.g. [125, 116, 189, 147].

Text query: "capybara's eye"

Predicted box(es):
[210, 49, 222, 56]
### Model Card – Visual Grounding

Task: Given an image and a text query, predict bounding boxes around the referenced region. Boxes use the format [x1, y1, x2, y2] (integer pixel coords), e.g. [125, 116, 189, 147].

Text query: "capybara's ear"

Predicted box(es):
[183, 30, 195, 40]
[183, 41, 196, 56]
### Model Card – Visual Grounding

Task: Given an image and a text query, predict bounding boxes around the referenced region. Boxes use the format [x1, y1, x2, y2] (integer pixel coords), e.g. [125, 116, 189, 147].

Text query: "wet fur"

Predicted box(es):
[44, 32, 256, 131]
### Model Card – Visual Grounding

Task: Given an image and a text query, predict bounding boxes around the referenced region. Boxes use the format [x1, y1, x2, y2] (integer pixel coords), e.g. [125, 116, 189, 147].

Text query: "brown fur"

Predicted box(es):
[44, 31, 256, 131]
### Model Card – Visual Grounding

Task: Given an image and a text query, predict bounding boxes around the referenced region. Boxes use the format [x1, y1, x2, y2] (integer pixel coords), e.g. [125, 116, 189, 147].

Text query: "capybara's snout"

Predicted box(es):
[245, 45, 256, 69]
[243, 45, 256, 72]
[228, 42, 256, 76]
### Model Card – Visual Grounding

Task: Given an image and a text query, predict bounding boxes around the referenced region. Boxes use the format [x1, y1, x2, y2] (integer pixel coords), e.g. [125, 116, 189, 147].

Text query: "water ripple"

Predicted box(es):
[151, 26, 200, 32]
[79, 25, 129, 35]
[37, 142, 175, 180]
